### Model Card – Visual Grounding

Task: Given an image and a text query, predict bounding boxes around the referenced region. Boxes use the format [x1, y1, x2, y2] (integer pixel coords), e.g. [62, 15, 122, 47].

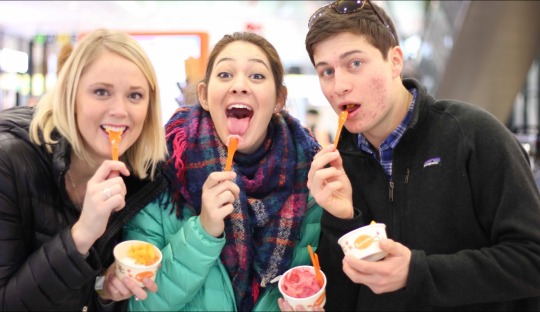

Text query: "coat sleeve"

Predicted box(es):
[406, 106, 540, 307]
[0, 142, 101, 311]
[124, 199, 228, 311]
[317, 208, 364, 311]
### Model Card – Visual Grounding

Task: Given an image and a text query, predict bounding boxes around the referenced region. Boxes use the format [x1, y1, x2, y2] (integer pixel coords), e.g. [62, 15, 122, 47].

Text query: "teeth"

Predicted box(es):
[104, 125, 126, 132]
[227, 104, 252, 110]
[344, 104, 355, 110]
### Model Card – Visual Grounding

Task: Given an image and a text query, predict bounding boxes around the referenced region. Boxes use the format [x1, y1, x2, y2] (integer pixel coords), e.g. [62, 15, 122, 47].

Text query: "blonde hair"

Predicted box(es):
[30, 29, 167, 180]
[57, 43, 73, 75]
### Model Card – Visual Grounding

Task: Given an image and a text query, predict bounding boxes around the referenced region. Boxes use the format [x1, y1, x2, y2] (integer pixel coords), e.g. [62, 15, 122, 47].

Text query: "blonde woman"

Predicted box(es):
[0, 29, 167, 310]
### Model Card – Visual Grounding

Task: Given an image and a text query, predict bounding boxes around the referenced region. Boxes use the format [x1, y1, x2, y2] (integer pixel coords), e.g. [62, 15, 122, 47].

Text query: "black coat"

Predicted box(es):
[319, 79, 540, 311]
[0, 106, 167, 311]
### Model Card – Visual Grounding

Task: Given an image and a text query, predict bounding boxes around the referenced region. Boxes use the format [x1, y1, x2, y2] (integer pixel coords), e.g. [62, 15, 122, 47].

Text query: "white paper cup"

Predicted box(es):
[338, 223, 388, 261]
[113, 240, 162, 287]
[278, 265, 326, 311]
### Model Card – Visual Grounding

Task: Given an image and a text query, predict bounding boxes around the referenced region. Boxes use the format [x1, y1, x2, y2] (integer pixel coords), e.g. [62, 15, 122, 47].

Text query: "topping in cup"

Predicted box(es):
[281, 267, 322, 298]
[127, 242, 160, 266]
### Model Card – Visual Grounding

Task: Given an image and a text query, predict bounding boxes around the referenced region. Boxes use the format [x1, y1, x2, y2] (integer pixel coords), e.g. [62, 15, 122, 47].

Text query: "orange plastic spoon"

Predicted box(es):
[334, 110, 348, 148]
[106, 130, 122, 161]
[225, 136, 239, 171]
[308, 245, 324, 287]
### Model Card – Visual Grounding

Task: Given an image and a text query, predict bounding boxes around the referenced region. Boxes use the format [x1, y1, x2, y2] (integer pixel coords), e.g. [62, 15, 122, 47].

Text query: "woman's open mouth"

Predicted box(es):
[226, 104, 253, 135]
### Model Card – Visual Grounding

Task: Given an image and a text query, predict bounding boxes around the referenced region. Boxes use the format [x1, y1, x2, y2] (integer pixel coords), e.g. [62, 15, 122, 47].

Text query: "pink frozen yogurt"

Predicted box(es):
[281, 267, 322, 298]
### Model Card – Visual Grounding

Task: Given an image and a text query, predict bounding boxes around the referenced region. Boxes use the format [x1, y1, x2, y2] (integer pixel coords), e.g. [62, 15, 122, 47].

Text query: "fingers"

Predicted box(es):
[202, 172, 239, 215]
[308, 146, 343, 193]
[311, 167, 346, 194]
[121, 277, 149, 301]
[277, 298, 294, 311]
[141, 277, 158, 293]
[342, 256, 388, 292]
[102, 272, 131, 301]
[307, 144, 354, 218]
[91, 160, 130, 182]
[85, 177, 126, 213]
[314, 144, 343, 167]
[308, 146, 338, 181]
[342, 240, 411, 294]
[203, 171, 239, 194]
[277, 298, 323, 312]
[200, 171, 239, 237]
[379, 238, 399, 254]
[87, 161, 129, 206]
[101, 273, 151, 302]
[72, 161, 131, 248]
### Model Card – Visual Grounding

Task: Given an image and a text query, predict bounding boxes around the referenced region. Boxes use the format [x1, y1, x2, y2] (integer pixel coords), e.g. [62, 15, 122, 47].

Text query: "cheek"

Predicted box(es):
[356, 78, 387, 123]
[368, 77, 388, 111]
[139, 106, 150, 125]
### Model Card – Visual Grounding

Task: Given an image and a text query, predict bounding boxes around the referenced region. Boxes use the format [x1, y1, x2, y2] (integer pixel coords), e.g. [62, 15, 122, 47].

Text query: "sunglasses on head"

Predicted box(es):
[308, 0, 396, 44]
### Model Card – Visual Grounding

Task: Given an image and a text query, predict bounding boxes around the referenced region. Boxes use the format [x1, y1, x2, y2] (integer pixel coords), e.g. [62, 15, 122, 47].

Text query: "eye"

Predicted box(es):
[250, 73, 265, 80]
[320, 68, 334, 78]
[349, 60, 362, 69]
[217, 72, 232, 79]
[128, 92, 144, 101]
[94, 88, 109, 97]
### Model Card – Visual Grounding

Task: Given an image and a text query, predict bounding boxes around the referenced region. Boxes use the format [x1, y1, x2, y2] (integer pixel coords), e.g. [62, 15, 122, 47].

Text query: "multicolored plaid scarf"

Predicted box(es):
[164, 105, 320, 311]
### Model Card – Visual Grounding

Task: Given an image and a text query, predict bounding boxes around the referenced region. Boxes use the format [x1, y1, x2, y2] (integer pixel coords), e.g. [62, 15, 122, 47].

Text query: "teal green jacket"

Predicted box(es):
[124, 195, 322, 311]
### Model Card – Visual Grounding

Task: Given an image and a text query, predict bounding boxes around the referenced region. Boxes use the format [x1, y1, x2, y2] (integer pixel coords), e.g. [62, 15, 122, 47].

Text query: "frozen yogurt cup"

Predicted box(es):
[338, 222, 388, 261]
[113, 240, 162, 287]
[278, 265, 326, 311]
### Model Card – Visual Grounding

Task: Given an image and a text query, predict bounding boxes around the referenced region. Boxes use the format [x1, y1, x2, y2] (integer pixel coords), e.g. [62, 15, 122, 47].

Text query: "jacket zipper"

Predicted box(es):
[389, 181, 394, 202]
[405, 168, 410, 183]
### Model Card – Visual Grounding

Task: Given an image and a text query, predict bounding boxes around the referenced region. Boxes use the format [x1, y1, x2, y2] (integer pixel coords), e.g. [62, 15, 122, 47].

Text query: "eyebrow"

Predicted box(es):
[314, 50, 365, 69]
[216, 57, 269, 69]
[90, 82, 147, 91]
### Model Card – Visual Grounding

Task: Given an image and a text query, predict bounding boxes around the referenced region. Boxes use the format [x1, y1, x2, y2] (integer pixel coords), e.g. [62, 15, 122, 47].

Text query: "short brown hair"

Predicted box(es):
[305, 1, 398, 65]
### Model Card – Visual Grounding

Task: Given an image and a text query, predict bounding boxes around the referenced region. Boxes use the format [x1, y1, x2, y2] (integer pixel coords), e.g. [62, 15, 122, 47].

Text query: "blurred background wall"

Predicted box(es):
[0, 0, 539, 169]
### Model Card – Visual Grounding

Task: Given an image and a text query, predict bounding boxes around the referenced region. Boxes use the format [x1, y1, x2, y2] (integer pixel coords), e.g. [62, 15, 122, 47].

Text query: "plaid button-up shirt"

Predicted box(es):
[358, 88, 417, 179]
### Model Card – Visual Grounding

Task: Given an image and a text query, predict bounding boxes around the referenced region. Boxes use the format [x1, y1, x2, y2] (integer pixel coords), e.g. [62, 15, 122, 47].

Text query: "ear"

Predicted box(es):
[389, 46, 404, 78]
[275, 86, 288, 112]
[197, 82, 209, 111]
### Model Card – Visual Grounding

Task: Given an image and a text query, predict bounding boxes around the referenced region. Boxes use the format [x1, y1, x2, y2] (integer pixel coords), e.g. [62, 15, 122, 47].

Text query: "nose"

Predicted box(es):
[109, 96, 129, 117]
[230, 77, 249, 95]
[333, 70, 351, 96]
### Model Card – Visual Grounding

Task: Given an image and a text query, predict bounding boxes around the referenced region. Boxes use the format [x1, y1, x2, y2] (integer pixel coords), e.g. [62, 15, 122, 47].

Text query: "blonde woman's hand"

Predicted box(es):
[99, 263, 158, 302]
[200, 171, 240, 237]
[307, 145, 353, 219]
[71, 160, 131, 255]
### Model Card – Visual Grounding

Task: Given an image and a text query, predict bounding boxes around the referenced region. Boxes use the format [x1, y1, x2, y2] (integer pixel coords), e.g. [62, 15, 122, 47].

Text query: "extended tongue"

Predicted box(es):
[227, 117, 250, 135]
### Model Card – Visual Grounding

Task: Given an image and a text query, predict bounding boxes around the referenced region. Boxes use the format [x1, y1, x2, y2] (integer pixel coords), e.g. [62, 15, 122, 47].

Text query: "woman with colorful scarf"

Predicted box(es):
[124, 32, 323, 311]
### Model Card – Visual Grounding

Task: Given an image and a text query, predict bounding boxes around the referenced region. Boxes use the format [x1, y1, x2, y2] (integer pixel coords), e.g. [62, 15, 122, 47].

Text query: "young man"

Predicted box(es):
[303, 0, 540, 310]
